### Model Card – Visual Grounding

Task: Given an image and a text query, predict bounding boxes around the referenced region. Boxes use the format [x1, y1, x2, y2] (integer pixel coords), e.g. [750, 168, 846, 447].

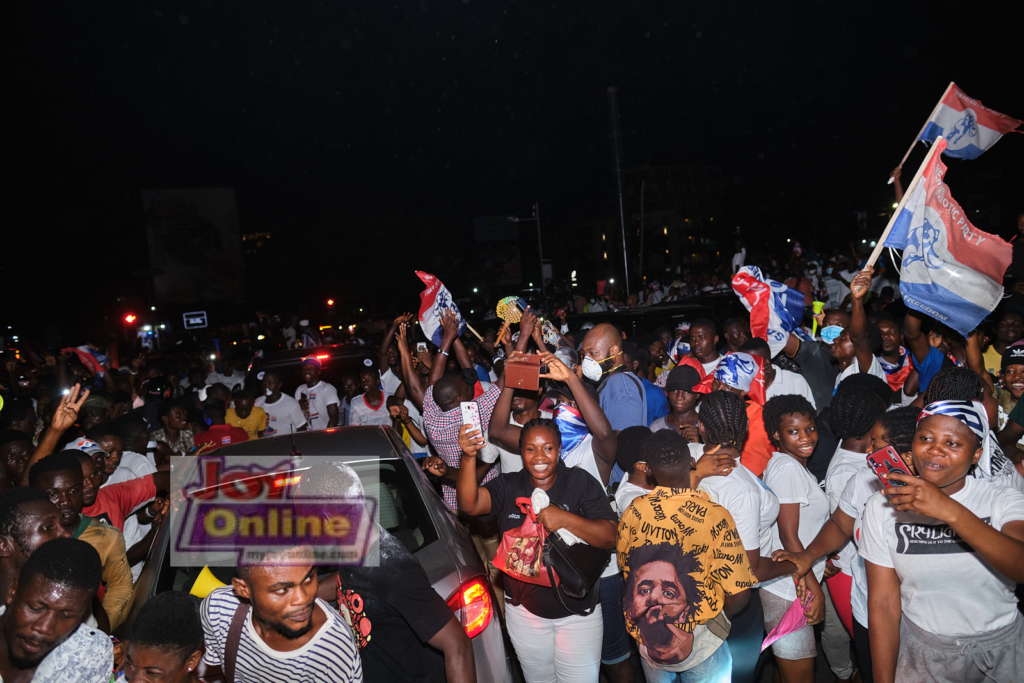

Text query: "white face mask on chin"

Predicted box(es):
[265, 388, 273, 396]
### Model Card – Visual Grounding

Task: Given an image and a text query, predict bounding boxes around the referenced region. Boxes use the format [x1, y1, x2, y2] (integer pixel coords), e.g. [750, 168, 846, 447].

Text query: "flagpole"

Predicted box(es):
[866, 136, 945, 269]
[889, 81, 954, 184]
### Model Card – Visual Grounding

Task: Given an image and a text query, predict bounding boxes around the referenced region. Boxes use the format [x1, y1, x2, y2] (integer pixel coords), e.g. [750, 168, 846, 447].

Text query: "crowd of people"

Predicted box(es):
[4, 212, 1024, 682]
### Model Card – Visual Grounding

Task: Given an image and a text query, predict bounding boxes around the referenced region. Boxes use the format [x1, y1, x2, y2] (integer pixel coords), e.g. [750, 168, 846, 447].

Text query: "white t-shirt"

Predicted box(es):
[614, 480, 650, 517]
[255, 394, 307, 437]
[823, 276, 851, 310]
[380, 367, 403, 396]
[101, 450, 158, 488]
[701, 356, 721, 376]
[208, 370, 246, 391]
[201, 587, 362, 682]
[824, 447, 869, 575]
[761, 452, 830, 601]
[294, 381, 340, 431]
[691, 443, 779, 584]
[347, 392, 392, 426]
[766, 365, 817, 410]
[834, 354, 887, 391]
[479, 410, 553, 473]
[122, 513, 151, 583]
[562, 434, 620, 579]
[839, 467, 883, 627]
[860, 477, 1024, 636]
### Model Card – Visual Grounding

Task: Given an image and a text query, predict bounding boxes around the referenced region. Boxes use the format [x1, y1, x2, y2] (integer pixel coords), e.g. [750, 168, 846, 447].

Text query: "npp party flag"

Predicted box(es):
[732, 266, 811, 358]
[883, 138, 1011, 336]
[416, 271, 467, 347]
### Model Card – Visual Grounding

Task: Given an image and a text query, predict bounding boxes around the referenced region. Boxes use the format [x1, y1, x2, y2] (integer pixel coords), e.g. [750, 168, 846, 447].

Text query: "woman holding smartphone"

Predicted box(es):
[455, 415, 617, 683]
[861, 400, 1024, 682]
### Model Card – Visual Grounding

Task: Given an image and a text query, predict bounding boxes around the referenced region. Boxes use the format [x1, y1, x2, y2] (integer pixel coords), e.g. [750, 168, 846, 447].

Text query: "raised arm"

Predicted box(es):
[429, 312, 460, 388]
[850, 269, 875, 373]
[380, 313, 413, 365]
[965, 331, 999, 427]
[396, 323, 424, 410]
[455, 425, 492, 516]
[21, 384, 90, 486]
[452, 337, 473, 371]
[889, 166, 904, 203]
[539, 351, 616, 483]
[487, 384, 522, 453]
[903, 311, 932, 366]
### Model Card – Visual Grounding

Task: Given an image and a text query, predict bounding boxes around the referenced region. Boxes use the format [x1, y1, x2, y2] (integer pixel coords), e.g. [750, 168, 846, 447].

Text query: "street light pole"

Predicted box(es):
[533, 198, 545, 297]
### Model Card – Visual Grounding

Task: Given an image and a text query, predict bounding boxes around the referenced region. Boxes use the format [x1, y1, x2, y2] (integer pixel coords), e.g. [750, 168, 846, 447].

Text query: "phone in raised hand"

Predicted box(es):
[866, 446, 914, 488]
[416, 342, 428, 354]
[460, 401, 482, 442]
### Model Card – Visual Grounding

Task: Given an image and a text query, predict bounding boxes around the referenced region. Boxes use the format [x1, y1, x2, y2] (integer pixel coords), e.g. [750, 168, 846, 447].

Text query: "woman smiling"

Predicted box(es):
[861, 400, 1024, 683]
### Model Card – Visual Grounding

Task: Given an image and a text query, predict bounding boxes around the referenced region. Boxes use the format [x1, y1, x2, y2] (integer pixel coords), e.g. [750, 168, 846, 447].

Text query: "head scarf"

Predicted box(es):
[300, 355, 322, 368]
[918, 400, 987, 443]
[693, 352, 767, 405]
[553, 403, 589, 454]
[667, 337, 692, 366]
[877, 346, 913, 392]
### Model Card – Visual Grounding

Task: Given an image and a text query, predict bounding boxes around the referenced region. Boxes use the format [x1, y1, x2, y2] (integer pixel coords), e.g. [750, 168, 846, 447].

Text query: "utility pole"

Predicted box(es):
[607, 86, 630, 296]
[533, 197, 546, 297]
[638, 180, 645, 288]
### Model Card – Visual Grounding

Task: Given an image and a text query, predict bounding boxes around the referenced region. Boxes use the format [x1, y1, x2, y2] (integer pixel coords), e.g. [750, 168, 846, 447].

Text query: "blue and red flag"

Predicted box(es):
[416, 272, 466, 347]
[62, 345, 111, 377]
[920, 83, 1021, 160]
[884, 138, 1012, 336]
[731, 266, 811, 357]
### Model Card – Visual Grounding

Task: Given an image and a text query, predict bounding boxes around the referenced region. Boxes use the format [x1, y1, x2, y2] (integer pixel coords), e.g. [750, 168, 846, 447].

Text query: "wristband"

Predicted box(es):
[440, 350, 449, 357]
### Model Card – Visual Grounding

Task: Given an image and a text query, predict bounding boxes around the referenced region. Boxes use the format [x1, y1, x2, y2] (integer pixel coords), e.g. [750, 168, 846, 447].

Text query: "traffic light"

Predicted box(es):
[125, 314, 137, 324]
[327, 299, 335, 306]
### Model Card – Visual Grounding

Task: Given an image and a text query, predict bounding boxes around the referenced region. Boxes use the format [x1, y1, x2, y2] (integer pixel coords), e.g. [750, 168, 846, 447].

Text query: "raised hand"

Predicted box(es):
[4, 359, 16, 374]
[883, 471, 959, 521]
[396, 323, 410, 353]
[538, 351, 572, 382]
[457, 423, 485, 457]
[889, 166, 902, 183]
[850, 267, 873, 301]
[394, 312, 414, 326]
[51, 384, 90, 432]
[440, 310, 460, 344]
[519, 307, 537, 340]
[42, 352, 57, 368]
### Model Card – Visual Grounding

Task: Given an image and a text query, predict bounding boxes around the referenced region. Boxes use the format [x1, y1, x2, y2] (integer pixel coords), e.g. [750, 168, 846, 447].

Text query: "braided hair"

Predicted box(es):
[878, 406, 922, 454]
[830, 387, 887, 440]
[835, 372, 893, 406]
[763, 394, 816, 447]
[921, 366, 985, 405]
[699, 391, 749, 450]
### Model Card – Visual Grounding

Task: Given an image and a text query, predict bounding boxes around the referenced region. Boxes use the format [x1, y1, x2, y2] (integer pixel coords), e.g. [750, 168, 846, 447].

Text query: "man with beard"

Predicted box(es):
[0, 537, 110, 683]
[200, 545, 362, 682]
[28, 452, 133, 630]
[580, 323, 647, 432]
[618, 430, 753, 681]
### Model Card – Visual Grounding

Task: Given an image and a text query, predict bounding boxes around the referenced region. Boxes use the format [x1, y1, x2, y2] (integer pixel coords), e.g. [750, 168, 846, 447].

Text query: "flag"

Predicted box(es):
[731, 266, 811, 358]
[691, 352, 767, 406]
[415, 271, 467, 347]
[884, 138, 1012, 336]
[62, 346, 110, 377]
[920, 83, 1021, 160]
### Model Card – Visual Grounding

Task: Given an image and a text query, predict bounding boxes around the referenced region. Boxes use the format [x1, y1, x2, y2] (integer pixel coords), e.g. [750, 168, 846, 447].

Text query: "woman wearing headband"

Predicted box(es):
[860, 400, 1024, 683]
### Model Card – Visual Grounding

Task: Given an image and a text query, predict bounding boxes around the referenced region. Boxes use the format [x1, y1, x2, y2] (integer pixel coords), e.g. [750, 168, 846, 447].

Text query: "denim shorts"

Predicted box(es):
[599, 574, 632, 665]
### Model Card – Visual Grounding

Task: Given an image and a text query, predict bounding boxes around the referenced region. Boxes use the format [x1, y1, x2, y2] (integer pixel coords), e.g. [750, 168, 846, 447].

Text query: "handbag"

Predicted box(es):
[492, 498, 555, 586]
[542, 525, 609, 600]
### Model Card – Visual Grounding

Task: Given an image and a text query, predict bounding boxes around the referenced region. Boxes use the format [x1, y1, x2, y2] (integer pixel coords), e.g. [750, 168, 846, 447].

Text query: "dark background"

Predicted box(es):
[5, 1, 1022, 338]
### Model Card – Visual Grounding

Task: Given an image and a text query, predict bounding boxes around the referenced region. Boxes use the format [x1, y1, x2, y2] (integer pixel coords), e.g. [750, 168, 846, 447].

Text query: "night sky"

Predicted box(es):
[6, 2, 1022, 334]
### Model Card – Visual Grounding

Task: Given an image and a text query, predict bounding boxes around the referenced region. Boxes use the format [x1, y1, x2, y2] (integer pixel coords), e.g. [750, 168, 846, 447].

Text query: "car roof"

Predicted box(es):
[258, 344, 374, 364]
[211, 426, 401, 459]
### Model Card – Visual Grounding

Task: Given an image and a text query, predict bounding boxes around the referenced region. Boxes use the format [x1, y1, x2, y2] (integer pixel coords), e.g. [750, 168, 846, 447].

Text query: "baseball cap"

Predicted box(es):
[545, 381, 599, 405]
[1003, 345, 1024, 371]
[68, 437, 105, 459]
[664, 365, 701, 393]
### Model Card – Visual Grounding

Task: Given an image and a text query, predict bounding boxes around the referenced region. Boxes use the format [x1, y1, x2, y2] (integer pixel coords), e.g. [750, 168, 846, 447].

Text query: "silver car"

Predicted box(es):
[120, 426, 516, 683]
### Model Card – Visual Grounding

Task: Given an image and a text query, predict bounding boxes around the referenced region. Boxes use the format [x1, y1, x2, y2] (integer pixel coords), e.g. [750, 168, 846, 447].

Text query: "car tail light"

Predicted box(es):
[315, 353, 329, 361]
[446, 576, 493, 638]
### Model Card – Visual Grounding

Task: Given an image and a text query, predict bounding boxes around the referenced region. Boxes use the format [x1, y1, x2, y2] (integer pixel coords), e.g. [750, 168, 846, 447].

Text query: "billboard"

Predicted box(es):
[473, 215, 521, 285]
[143, 188, 245, 303]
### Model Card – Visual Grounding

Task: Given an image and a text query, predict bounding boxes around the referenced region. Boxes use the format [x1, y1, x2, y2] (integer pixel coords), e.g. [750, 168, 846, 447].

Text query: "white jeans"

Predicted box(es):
[505, 602, 604, 683]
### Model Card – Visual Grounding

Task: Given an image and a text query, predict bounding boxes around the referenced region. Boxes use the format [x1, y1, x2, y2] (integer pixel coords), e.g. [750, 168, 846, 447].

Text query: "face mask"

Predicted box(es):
[582, 356, 604, 381]
[265, 388, 273, 396]
[553, 403, 588, 453]
[826, 267, 834, 275]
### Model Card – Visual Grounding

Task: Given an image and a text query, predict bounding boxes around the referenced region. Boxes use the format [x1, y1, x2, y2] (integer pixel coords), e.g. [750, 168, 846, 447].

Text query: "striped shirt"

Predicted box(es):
[201, 587, 362, 683]
[423, 383, 501, 509]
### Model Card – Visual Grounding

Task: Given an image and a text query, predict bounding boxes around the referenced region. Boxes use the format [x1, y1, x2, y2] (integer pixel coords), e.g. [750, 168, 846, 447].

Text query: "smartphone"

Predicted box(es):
[416, 342, 427, 354]
[866, 446, 913, 488]
[460, 401, 482, 437]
